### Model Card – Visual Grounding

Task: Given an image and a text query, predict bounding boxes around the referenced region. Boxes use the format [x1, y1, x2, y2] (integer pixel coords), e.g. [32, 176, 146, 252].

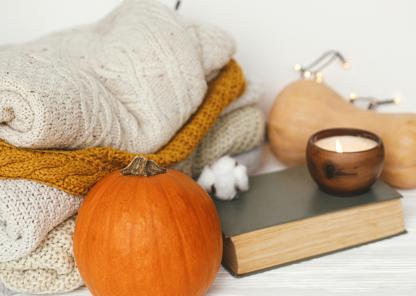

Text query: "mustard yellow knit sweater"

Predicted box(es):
[0, 60, 244, 196]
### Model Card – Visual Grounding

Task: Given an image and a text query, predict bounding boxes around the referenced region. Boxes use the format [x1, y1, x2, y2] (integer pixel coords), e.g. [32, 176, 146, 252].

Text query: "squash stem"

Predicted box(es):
[121, 157, 166, 177]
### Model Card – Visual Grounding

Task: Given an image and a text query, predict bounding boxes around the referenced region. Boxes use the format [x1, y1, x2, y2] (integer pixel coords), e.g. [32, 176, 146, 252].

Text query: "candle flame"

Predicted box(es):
[335, 139, 344, 153]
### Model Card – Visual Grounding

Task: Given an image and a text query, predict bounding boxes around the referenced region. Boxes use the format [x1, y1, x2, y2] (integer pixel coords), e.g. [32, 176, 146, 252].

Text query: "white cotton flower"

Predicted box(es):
[233, 164, 249, 191]
[198, 166, 216, 193]
[197, 156, 250, 201]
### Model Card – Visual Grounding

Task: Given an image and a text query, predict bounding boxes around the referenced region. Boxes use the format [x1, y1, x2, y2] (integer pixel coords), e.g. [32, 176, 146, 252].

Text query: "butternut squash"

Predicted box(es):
[268, 80, 416, 189]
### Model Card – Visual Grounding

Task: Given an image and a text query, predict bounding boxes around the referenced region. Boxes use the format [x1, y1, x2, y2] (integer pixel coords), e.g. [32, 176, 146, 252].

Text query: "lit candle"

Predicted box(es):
[315, 135, 378, 153]
[306, 128, 384, 196]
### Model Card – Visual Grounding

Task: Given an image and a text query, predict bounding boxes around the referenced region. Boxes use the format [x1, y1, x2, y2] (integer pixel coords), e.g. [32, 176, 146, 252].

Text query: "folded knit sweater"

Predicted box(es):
[0, 81, 264, 267]
[0, 217, 82, 295]
[0, 59, 244, 197]
[0, 0, 235, 153]
[0, 59, 244, 263]
[0, 105, 265, 294]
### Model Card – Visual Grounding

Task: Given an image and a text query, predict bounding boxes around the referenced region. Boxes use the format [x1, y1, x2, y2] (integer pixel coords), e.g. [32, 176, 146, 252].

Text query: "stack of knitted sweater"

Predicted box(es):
[0, 0, 265, 295]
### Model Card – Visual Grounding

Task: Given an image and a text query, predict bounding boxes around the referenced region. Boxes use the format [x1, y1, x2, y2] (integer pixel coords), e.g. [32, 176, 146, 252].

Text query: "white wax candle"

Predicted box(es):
[315, 135, 377, 153]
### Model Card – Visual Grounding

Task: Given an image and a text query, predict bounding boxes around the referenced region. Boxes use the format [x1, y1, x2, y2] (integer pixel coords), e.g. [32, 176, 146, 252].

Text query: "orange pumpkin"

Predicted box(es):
[73, 157, 222, 296]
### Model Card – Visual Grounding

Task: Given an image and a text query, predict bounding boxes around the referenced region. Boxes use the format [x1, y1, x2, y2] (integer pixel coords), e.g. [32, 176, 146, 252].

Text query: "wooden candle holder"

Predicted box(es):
[306, 128, 384, 196]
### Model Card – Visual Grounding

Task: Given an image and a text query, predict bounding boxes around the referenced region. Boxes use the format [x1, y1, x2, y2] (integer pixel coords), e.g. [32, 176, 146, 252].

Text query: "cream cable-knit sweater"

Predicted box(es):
[0, 217, 82, 295]
[0, 106, 265, 294]
[0, 0, 234, 152]
[0, 182, 81, 263]
[0, 81, 263, 263]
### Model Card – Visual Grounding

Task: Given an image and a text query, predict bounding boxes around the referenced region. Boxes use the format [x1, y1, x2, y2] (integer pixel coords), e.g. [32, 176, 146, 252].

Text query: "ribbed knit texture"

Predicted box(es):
[175, 106, 265, 176]
[0, 217, 83, 295]
[0, 60, 244, 197]
[0, 181, 81, 262]
[0, 0, 235, 153]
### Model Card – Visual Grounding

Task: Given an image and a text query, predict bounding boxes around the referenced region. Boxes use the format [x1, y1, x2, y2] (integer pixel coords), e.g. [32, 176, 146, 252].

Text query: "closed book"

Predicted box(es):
[215, 166, 406, 276]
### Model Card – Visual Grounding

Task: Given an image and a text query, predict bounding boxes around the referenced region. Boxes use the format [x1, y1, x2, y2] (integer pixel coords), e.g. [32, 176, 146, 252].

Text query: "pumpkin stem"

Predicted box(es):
[121, 157, 167, 177]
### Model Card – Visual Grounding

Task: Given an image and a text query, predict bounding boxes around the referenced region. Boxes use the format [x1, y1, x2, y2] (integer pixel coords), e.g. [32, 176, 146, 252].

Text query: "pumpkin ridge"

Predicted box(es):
[167, 172, 214, 293]
[146, 177, 168, 295]
[125, 174, 148, 294]
[74, 172, 119, 255]
[76, 173, 126, 294]
[156, 172, 193, 292]
[190, 176, 223, 277]
[90, 175, 127, 292]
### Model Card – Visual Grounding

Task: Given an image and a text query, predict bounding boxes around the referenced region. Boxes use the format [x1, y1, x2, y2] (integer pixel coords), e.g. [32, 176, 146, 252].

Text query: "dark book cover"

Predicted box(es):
[214, 166, 402, 238]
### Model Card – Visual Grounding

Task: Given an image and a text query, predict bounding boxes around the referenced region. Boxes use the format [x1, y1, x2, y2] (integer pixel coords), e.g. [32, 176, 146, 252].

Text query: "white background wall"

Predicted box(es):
[1, 0, 415, 113]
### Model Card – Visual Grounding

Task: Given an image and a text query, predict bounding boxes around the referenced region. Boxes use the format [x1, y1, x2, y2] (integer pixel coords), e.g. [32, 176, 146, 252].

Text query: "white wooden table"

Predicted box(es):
[15, 147, 416, 296]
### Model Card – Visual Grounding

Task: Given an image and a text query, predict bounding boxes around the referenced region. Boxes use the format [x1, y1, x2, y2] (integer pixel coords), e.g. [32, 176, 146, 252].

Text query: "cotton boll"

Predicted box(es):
[197, 156, 250, 201]
[198, 166, 216, 192]
[210, 156, 237, 174]
[233, 165, 249, 192]
[212, 174, 238, 201]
